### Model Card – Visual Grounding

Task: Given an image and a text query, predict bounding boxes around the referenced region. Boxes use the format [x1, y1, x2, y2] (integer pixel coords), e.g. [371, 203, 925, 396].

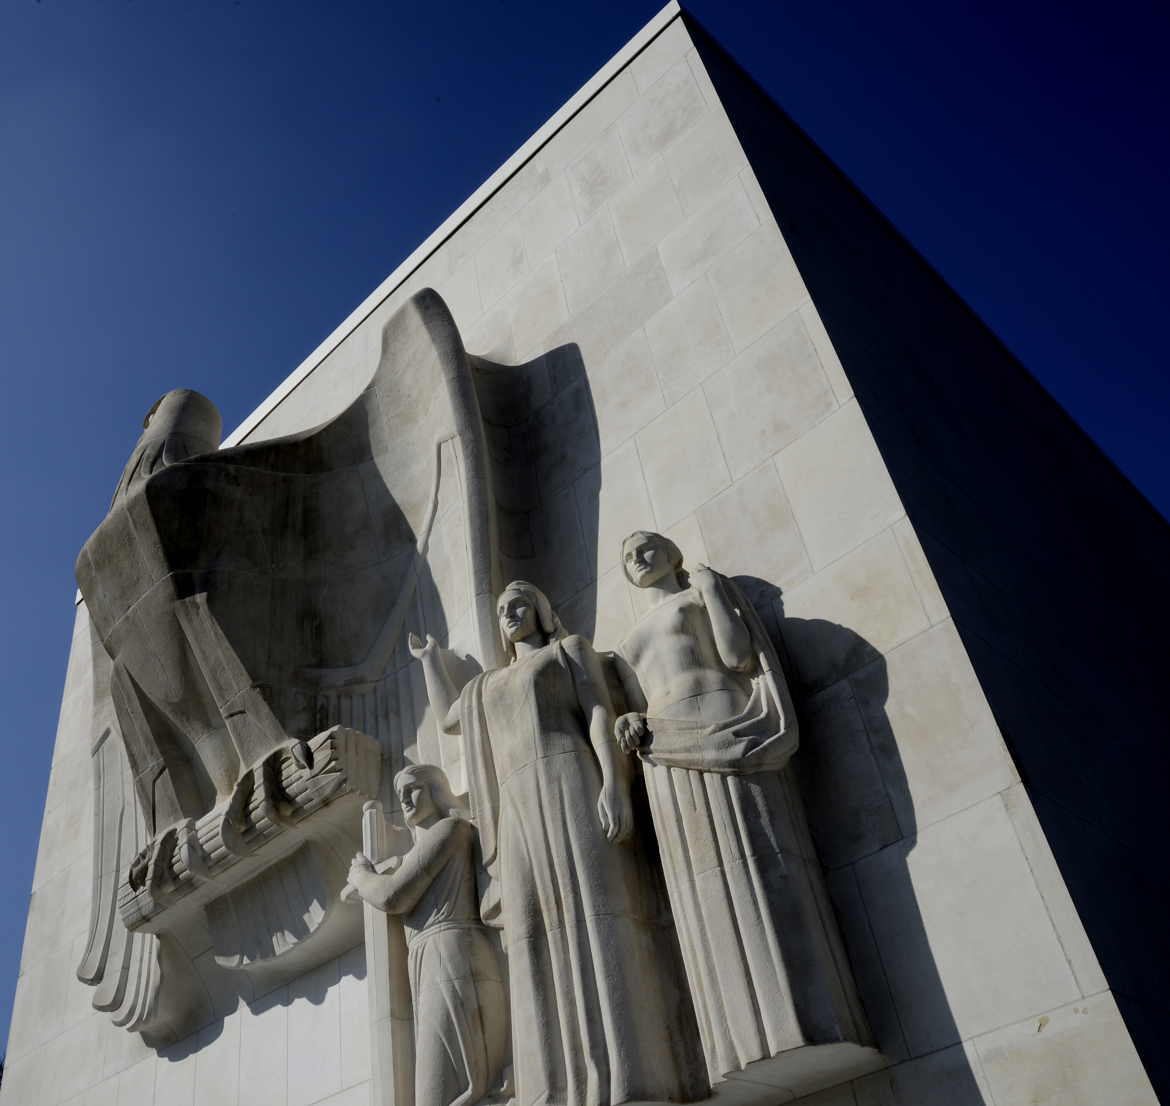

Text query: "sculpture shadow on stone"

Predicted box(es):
[745, 577, 990, 1105]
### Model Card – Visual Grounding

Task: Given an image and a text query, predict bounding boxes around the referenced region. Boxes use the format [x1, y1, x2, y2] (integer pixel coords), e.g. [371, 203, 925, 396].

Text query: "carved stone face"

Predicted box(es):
[397, 775, 437, 828]
[623, 532, 678, 589]
[498, 590, 539, 644]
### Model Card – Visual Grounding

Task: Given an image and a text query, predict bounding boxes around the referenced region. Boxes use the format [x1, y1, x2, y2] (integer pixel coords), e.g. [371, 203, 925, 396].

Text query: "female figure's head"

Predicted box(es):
[621, 530, 685, 590]
[393, 763, 465, 831]
[496, 580, 566, 662]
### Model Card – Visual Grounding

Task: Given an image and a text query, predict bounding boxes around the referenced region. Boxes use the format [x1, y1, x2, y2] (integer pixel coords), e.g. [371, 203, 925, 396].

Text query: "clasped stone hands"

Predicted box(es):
[615, 711, 649, 755]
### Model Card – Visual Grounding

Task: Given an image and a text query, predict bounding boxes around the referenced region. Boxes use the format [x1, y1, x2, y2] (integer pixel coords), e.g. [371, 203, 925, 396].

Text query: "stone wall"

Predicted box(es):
[2, 6, 1156, 1105]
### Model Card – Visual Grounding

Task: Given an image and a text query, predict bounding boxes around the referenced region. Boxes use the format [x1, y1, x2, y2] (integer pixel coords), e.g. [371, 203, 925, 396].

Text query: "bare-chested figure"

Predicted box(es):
[615, 530, 862, 1081]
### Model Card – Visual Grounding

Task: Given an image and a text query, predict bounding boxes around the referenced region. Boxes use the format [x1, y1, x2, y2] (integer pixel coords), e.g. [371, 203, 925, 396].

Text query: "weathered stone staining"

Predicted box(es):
[346, 765, 508, 1106]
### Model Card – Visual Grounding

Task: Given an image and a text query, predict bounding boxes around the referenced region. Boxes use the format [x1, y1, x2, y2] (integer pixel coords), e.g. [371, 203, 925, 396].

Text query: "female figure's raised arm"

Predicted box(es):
[563, 635, 633, 844]
[690, 566, 753, 673]
[408, 631, 463, 733]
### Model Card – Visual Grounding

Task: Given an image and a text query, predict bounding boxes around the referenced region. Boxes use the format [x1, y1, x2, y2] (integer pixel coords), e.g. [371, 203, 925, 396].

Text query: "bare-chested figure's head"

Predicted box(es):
[622, 530, 685, 589]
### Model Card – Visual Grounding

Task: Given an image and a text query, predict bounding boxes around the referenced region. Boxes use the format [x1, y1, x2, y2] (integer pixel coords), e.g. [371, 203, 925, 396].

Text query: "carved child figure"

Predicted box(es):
[347, 764, 508, 1106]
[615, 530, 867, 1082]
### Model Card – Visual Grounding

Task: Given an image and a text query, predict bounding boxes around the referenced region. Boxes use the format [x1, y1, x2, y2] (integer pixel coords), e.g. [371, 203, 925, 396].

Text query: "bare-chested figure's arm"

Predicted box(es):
[690, 565, 753, 674]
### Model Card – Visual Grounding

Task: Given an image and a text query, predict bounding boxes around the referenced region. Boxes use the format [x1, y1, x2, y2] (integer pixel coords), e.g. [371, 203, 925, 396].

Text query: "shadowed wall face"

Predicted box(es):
[683, 13, 1170, 1101]
[2, 9, 1158, 1106]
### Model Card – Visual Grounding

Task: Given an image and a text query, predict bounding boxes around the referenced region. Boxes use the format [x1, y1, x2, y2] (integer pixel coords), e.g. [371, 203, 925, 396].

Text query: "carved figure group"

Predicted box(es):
[349, 534, 867, 1106]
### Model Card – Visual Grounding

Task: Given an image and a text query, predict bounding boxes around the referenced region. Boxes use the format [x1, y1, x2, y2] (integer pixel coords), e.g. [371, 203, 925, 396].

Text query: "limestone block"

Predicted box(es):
[775, 401, 904, 570]
[504, 484, 591, 609]
[796, 680, 901, 870]
[705, 311, 838, 479]
[824, 868, 908, 1061]
[594, 565, 638, 651]
[507, 257, 568, 361]
[855, 796, 1080, 1055]
[194, 1010, 242, 1106]
[575, 439, 656, 579]
[238, 987, 288, 1106]
[21, 866, 87, 976]
[792, 1084, 858, 1106]
[475, 224, 528, 309]
[636, 388, 731, 529]
[586, 328, 666, 456]
[658, 178, 758, 293]
[685, 47, 720, 110]
[7, 956, 75, 1058]
[1002, 783, 1108, 996]
[556, 208, 627, 313]
[2, 1040, 61, 1105]
[287, 959, 343, 1106]
[611, 158, 685, 263]
[891, 518, 948, 625]
[630, 17, 693, 93]
[547, 248, 672, 368]
[516, 175, 579, 267]
[538, 69, 637, 175]
[779, 530, 929, 693]
[619, 57, 707, 175]
[645, 277, 734, 405]
[853, 1041, 992, 1106]
[708, 224, 807, 352]
[464, 304, 515, 362]
[696, 462, 811, 590]
[853, 622, 1017, 834]
[739, 167, 777, 232]
[313, 1083, 372, 1106]
[102, 1005, 158, 1080]
[566, 124, 631, 220]
[666, 106, 748, 215]
[154, 1040, 198, 1106]
[339, 944, 370, 1091]
[429, 257, 481, 333]
[116, 1054, 157, 1103]
[664, 512, 709, 571]
[973, 991, 1158, 1106]
[798, 302, 853, 403]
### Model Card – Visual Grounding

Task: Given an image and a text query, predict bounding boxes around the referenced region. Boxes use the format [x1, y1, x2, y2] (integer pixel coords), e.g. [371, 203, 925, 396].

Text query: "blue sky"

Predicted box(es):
[1, 0, 1166, 1050]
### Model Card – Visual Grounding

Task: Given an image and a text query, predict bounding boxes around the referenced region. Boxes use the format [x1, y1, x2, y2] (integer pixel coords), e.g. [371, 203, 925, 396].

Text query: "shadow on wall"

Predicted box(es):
[471, 342, 602, 643]
[686, 13, 1170, 1096]
[741, 576, 989, 1105]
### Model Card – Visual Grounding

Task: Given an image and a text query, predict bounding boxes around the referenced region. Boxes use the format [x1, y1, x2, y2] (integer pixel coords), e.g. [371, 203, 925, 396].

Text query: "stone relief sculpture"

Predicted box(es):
[346, 765, 509, 1106]
[408, 580, 708, 1106]
[74, 277, 879, 1104]
[74, 290, 499, 1043]
[613, 530, 877, 1093]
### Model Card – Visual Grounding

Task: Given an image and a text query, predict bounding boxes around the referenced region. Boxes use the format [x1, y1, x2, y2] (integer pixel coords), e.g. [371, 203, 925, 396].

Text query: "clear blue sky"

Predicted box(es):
[1, 0, 1166, 1051]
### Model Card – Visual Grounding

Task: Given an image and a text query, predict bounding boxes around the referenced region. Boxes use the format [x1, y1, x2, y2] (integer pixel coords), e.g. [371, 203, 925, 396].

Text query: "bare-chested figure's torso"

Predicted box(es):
[621, 589, 751, 722]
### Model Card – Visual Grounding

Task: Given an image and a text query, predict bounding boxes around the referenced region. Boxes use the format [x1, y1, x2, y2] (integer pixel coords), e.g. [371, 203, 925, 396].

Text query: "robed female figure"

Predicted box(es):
[409, 580, 706, 1106]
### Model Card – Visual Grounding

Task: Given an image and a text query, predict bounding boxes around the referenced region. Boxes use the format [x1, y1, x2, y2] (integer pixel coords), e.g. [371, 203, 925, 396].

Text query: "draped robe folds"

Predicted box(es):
[459, 638, 708, 1106]
[383, 817, 509, 1106]
[623, 575, 853, 1079]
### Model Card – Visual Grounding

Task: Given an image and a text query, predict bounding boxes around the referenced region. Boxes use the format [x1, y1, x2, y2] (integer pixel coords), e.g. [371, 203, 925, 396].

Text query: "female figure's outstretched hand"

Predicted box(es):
[408, 631, 438, 660]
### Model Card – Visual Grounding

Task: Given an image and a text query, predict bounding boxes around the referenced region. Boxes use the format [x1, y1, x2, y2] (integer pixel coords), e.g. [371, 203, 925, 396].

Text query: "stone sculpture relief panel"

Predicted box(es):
[74, 285, 877, 1104]
[74, 291, 499, 1044]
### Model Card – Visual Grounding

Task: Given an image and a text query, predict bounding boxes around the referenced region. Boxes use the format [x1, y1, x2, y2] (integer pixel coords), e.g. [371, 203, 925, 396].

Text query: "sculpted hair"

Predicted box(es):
[621, 530, 687, 586]
[393, 763, 466, 822]
[497, 579, 567, 663]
